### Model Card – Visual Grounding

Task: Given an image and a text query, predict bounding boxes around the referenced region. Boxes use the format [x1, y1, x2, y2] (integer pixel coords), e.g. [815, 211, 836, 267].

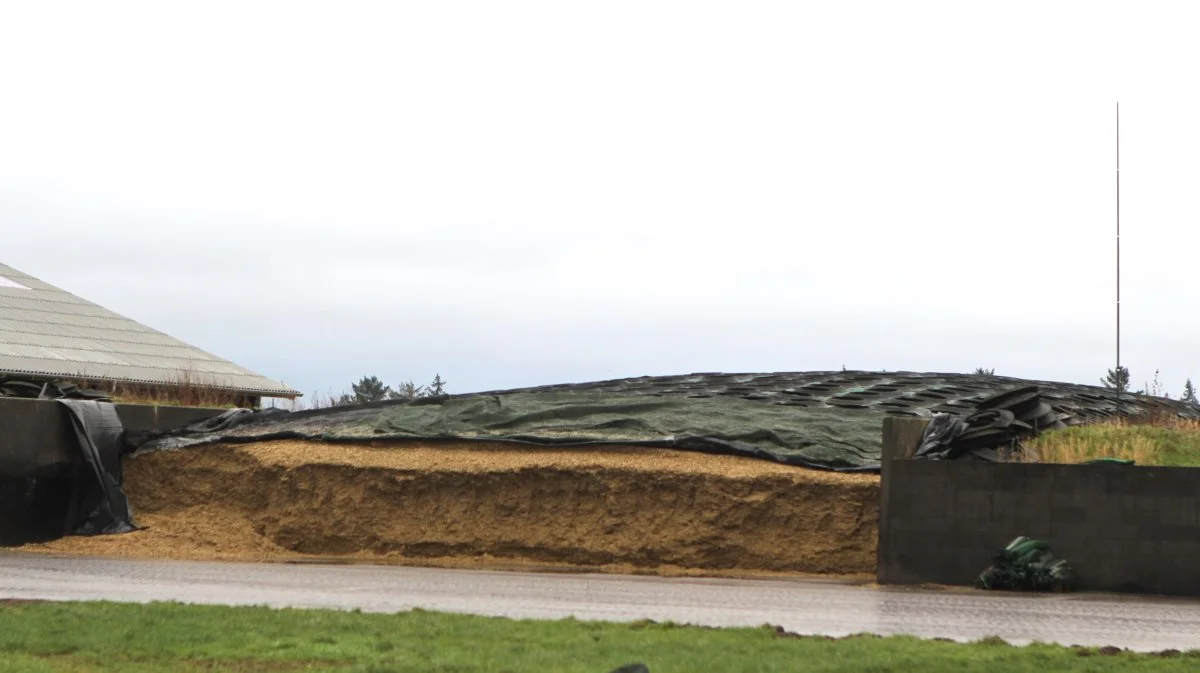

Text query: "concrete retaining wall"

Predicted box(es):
[0, 398, 223, 477]
[878, 417, 1200, 596]
[0, 399, 226, 545]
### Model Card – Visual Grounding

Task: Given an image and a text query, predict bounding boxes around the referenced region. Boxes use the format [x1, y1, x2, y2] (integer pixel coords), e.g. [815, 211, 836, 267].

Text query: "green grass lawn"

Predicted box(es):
[0, 600, 1194, 672]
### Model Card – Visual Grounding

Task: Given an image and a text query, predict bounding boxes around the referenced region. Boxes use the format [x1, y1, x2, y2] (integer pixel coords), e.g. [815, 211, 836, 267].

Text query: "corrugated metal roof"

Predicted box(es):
[0, 262, 299, 398]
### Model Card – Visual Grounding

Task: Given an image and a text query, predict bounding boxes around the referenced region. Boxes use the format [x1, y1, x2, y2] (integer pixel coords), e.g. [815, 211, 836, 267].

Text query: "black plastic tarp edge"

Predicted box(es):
[57, 399, 137, 535]
[131, 429, 883, 473]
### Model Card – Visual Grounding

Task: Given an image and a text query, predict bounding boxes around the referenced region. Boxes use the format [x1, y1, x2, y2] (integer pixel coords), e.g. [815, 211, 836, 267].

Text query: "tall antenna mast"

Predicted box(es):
[1116, 102, 1122, 411]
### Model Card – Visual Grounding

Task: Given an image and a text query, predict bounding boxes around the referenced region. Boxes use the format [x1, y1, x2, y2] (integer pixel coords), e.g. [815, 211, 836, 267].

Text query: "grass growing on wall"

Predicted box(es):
[1021, 418, 1200, 467]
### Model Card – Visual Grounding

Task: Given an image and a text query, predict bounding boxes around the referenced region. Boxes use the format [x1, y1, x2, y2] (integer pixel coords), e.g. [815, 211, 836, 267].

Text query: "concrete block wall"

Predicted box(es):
[879, 457, 1200, 596]
[0, 398, 226, 545]
[0, 398, 224, 476]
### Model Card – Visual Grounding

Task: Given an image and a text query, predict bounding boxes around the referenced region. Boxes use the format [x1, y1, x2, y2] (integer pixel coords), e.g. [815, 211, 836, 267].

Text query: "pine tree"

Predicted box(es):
[973, 367, 995, 376]
[1102, 366, 1131, 393]
[387, 381, 424, 400]
[425, 374, 447, 397]
[350, 375, 392, 404]
[1183, 379, 1199, 405]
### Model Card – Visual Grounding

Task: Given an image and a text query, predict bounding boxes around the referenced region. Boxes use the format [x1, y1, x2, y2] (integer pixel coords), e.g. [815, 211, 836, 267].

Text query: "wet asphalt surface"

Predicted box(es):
[2, 553, 1200, 652]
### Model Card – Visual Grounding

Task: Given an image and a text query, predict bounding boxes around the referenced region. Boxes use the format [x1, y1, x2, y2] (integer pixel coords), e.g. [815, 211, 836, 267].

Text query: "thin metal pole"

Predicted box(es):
[1116, 102, 1122, 412]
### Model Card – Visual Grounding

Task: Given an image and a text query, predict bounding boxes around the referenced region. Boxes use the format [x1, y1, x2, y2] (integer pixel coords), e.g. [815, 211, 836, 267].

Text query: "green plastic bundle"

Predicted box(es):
[978, 536, 1075, 592]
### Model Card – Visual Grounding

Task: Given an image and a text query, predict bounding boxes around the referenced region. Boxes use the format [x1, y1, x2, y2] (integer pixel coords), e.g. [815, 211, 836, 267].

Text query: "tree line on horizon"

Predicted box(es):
[312, 374, 448, 407]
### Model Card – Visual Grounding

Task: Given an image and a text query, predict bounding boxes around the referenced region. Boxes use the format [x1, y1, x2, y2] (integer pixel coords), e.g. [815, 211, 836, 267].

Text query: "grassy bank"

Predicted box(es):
[1021, 418, 1200, 466]
[0, 601, 1194, 672]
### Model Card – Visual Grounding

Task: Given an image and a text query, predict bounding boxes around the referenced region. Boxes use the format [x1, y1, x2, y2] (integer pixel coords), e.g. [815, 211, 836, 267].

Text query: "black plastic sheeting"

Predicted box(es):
[57, 400, 136, 535]
[482, 370, 1200, 423]
[0, 400, 137, 544]
[123, 407, 268, 451]
[914, 386, 1067, 461]
[0, 377, 111, 401]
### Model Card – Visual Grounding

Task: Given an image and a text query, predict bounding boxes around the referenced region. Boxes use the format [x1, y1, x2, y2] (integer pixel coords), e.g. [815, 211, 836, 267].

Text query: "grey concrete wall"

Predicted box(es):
[114, 404, 227, 433]
[0, 399, 227, 544]
[877, 417, 931, 580]
[0, 398, 224, 477]
[878, 458, 1200, 596]
[0, 399, 78, 477]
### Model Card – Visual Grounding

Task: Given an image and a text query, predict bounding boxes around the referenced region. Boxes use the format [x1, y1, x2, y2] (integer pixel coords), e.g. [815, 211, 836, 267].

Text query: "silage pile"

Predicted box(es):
[21, 440, 880, 577]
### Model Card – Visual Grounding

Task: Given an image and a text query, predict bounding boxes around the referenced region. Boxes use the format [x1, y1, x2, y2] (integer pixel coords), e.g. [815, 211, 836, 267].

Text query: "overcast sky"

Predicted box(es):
[3, 1, 1199, 401]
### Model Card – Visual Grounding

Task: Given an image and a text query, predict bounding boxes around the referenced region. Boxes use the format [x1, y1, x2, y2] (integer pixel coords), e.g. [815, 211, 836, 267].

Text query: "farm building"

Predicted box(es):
[0, 262, 298, 407]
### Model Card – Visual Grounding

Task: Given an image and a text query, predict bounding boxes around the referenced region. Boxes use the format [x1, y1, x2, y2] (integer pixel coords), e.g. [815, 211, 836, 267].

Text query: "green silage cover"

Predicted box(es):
[148, 392, 886, 471]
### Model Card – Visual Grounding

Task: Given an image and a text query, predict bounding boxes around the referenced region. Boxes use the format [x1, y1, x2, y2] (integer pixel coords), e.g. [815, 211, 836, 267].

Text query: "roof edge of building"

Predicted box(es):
[0, 367, 301, 399]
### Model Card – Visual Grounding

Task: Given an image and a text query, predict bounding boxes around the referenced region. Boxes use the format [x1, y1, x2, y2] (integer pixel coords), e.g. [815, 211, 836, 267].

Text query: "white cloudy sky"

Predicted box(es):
[3, 1, 1199, 400]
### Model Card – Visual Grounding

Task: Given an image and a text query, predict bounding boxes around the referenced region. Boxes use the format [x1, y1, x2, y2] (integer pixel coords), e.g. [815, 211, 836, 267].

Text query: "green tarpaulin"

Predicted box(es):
[132, 371, 1200, 472]
[135, 392, 885, 471]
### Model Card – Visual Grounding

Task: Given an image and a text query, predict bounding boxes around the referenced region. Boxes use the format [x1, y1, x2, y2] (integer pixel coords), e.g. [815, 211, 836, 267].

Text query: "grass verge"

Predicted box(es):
[1021, 418, 1200, 466]
[0, 601, 1194, 672]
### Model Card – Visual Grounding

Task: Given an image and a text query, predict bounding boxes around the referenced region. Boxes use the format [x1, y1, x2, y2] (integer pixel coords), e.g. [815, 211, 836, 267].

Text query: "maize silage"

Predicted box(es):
[21, 440, 880, 577]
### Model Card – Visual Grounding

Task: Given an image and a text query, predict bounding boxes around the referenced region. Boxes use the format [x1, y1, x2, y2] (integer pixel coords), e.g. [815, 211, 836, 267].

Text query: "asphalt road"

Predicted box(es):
[3, 553, 1200, 652]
